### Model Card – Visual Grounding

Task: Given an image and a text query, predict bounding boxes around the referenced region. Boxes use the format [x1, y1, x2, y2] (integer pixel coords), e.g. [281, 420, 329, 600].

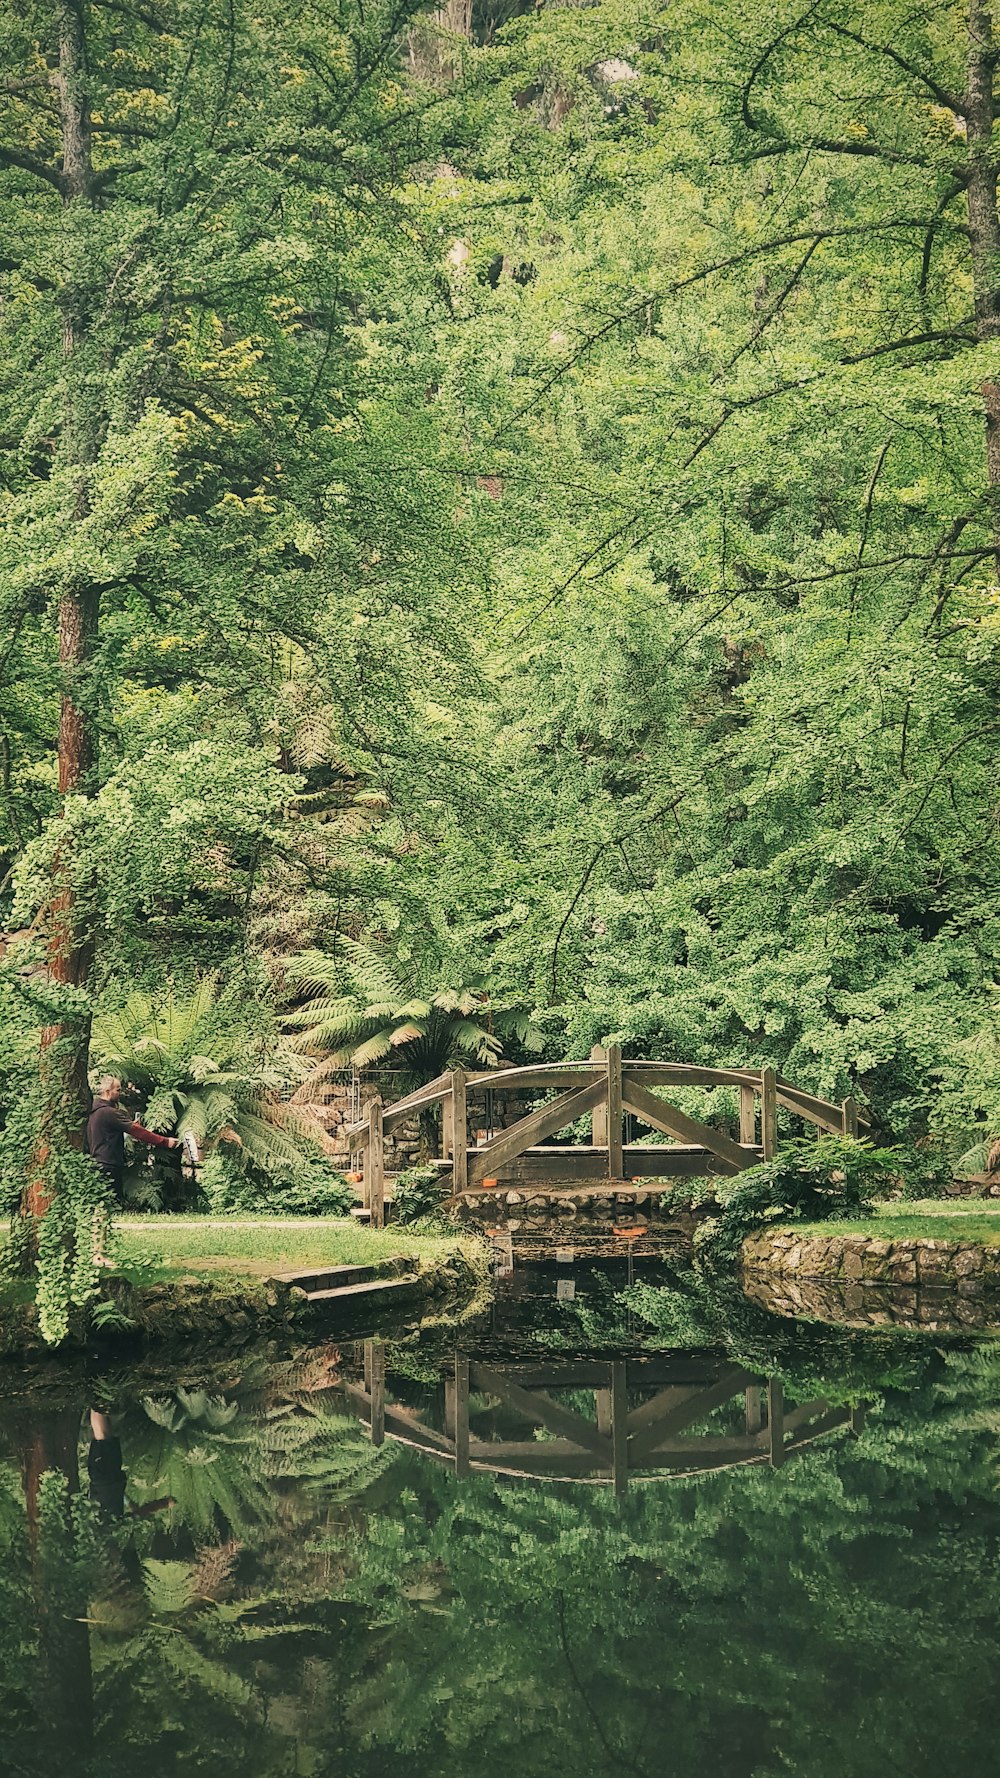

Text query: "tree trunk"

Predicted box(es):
[28, 4, 100, 1214]
[964, 3, 1000, 561]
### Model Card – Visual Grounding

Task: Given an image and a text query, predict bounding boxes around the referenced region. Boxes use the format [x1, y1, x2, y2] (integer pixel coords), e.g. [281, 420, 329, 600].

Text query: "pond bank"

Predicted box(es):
[742, 1225, 1000, 1293]
[0, 1220, 490, 1358]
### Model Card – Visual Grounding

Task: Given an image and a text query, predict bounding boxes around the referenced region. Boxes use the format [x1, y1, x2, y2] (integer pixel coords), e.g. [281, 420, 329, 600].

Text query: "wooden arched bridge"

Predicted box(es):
[346, 1046, 868, 1226]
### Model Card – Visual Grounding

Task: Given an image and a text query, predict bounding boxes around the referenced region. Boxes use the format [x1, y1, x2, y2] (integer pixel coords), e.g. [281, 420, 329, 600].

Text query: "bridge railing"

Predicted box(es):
[344, 1049, 868, 1225]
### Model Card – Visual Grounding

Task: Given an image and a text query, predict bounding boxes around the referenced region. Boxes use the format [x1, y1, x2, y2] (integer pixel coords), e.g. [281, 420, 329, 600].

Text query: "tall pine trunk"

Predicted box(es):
[27, 3, 99, 1215]
[965, 4, 1000, 566]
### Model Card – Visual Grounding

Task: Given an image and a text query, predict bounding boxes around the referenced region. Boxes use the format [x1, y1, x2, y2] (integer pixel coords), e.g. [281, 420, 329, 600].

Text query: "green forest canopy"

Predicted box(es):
[1, 0, 1000, 1172]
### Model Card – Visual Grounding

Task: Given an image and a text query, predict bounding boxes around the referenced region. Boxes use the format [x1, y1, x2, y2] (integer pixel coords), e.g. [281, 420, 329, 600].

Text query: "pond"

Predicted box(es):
[1, 1254, 999, 1777]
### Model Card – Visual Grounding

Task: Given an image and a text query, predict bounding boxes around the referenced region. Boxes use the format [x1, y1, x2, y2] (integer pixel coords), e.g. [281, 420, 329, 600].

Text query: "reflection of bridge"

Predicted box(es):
[347, 1049, 867, 1225]
[346, 1344, 864, 1494]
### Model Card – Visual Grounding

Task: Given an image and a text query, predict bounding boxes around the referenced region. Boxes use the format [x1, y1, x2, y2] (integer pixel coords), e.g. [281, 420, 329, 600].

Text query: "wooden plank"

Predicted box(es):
[745, 1385, 762, 1435]
[628, 1368, 754, 1463]
[621, 1064, 760, 1088]
[776, 1078, 870, 1132]
[590, 1045, 608, 1146]
[623, 1386, 698, 1439]
[344, 1072, 451, 1139]
[761, 1067, 778, 1162]
[781, 1397, 832, 1435]
[491, 1358, 724, 1388]
[610, 1360, 628, 1496]
[740, 1086, 756, 1146]
[367, 1098, 384, 1228]
[367, 1343, 385, 1447]
[621, 1074, 756, 1174]
[842, 1095, 859, 1138]
[606, 1044, 623, 1178]
[453, 1354, 470, 1476]
[466, 1079, 605, 1186]
[768, 1377, 785, 1467]
[464, 1064, 602, 1092]
[595, 1387, 612, 1436]
[462, 1143, 760, 1187]
[471, 1363, 611, 1460]
[451, 1069, 468, 1194]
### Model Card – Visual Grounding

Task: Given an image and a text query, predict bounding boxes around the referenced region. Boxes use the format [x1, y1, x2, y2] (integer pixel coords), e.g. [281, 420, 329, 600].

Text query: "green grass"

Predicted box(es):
[793, 1198, 1000, 1246]
[113, 1214, 475, 1278]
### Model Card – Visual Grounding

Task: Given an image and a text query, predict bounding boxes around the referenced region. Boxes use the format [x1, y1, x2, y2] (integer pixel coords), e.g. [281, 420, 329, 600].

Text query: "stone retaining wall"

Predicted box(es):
[741, 1228, 1000, 1292]
[453, 1186, 712, 1250]
[743, 1270, 1000, 1332]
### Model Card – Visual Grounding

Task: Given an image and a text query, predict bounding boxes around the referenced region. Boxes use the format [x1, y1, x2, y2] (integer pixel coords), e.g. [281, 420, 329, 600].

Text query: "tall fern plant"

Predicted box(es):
[90, 975, 322, 1179]
[283, 941, 540, 1150]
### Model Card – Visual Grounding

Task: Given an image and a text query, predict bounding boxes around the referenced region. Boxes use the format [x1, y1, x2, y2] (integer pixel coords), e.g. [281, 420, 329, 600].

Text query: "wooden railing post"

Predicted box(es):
[450, 1354, 470, 1476]
[366, 1097, 384, 1228]
[739, 1084, 756, 1146]
[441, 1087, 454, 1159]
[451, 1069, 468, 1194]
[761, 1066, 777, 1160]
[767, 1377, 785, 1468]
[606, 1043, 623, 1179]
[364, 1341, 385, 1447]
[841, 1096, 859, 1138]
[590, 1044, 608, 1146]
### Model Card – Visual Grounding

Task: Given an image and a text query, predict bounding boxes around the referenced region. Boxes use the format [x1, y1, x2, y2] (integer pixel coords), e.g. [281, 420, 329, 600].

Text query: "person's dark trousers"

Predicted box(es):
[95, 1164, 125, 1206]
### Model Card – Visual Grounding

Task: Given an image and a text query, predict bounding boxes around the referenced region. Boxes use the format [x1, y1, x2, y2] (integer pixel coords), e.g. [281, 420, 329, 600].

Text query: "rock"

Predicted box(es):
[954, 1247, 983, 1277]
[842, 1250, 865, 1280]
[888, 1259, 917, 1285]
[506, 1191, 523, 1206]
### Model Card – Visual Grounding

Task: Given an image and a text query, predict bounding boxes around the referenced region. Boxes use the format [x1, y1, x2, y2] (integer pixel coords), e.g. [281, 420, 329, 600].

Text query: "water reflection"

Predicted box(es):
[2, 1275, 1000, 1777]
[348, 1343, 863, 1490]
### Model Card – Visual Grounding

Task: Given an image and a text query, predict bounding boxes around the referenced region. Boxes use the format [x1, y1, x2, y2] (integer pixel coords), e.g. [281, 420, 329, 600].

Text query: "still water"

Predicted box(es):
[1, 1256, 999, 1777]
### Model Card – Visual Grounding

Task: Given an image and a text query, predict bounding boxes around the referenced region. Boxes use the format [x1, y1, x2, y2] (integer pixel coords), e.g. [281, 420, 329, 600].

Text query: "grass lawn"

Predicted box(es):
[112, 1215, 475, 1279]
[793, 1198, 1000, 1246]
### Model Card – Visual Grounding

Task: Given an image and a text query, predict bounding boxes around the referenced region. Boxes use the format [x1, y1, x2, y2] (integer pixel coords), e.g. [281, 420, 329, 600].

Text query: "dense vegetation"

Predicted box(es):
[2, 0, 1000, 1299]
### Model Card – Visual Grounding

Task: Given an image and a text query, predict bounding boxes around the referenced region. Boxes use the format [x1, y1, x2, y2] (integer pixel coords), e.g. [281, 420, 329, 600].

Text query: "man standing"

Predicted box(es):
[85, 1075, 179, 1205]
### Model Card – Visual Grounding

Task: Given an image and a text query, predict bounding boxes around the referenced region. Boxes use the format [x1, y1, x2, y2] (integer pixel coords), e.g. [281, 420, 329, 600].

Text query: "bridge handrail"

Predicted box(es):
[345, 1060, 868, 1145]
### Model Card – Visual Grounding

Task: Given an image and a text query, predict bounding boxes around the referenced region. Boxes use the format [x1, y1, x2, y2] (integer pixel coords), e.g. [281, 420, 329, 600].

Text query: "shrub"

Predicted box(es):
[696, 1136, 901, 1266]
[200, 1151, 356, 1217]
[392, 1166, 447, 1224]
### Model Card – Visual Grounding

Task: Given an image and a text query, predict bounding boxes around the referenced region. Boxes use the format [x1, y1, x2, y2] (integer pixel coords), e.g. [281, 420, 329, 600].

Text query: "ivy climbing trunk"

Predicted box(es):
[28, 2, 100, 1215]
[965, 2, 1000, 566]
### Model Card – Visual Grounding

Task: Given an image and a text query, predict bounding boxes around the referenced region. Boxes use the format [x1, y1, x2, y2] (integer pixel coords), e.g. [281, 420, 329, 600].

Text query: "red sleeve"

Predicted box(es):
[126, 1121, 174, 1148]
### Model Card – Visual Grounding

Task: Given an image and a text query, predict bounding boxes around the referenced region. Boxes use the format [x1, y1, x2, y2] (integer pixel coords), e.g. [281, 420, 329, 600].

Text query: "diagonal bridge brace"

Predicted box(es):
[621, 1073, 759, 1175]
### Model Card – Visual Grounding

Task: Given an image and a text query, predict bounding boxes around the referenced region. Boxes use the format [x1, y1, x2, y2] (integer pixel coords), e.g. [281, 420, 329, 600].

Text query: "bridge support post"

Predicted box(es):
[605, 1043, 623, 1179]
[761, 1066, 778, 1161]
[366, 1098, 384, 1228]
[446, 1354, 470, 1476]
[590, 1044, 607, 1146]
[450, 1070, 468, 1194]
[364, 1341, 385, 1446]
[768, 1377, 785, 1467]
[841, 1096, 859, 1138]
[740, 1085, 756, 1146]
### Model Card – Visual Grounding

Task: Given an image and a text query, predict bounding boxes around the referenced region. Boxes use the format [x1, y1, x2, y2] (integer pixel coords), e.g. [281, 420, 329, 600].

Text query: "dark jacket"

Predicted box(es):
[85, 1098, 173, 1170]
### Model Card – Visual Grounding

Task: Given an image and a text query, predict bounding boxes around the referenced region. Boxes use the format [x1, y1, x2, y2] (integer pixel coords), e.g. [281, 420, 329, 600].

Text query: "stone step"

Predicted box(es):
[303, 1274, 420, 1304]
[273, 1263, 378, 1293]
